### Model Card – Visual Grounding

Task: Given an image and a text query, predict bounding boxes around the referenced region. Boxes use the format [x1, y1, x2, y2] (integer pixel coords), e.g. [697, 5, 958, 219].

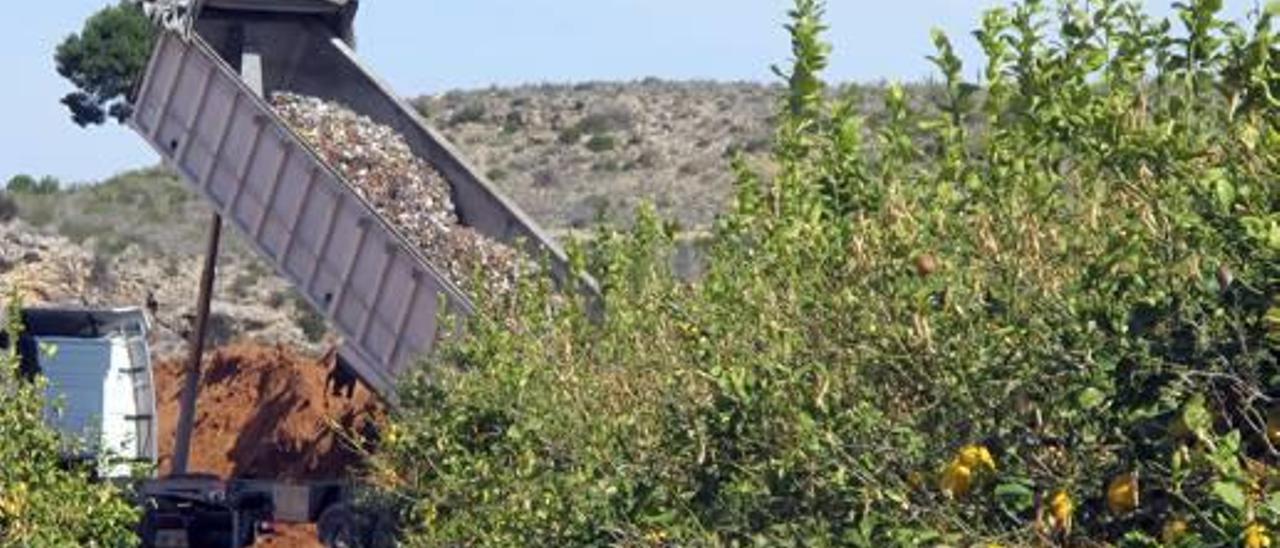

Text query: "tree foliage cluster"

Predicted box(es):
[54, 1, 154, 127]
[372, 0, 1280, 545]
[6, 175, 62, 195]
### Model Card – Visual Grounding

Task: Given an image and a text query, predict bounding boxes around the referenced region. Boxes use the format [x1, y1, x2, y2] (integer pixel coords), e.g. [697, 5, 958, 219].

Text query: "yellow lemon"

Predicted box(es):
[1246, 523, 1272, 548]
[1268, 411, 1280, 447]
[940, 461, 973, 498]
[0, 484, 26, 518]
[1107, 472, 1139, 515]
[1162, 518, 1189, 544]
[958, 444, 996, 472]
[1048, 490, 1074, 532]
[907, 470, 926, 491]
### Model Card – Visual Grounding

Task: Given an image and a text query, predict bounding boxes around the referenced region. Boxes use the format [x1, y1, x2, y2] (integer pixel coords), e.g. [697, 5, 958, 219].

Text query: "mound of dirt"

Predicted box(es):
[255, 524, 321, 548]
[154, 343, 382, 480]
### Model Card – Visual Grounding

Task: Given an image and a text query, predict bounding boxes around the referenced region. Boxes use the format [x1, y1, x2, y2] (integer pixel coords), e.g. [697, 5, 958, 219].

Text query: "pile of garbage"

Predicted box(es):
[272, 93, 526, 300]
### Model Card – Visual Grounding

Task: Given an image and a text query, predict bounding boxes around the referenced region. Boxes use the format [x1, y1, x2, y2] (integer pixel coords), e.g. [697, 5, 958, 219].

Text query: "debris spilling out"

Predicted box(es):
[272, 93, 527, 300]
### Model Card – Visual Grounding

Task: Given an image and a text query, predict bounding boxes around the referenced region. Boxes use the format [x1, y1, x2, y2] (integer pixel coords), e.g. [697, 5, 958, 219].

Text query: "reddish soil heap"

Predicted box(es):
[153, 343, 382, 480]
[254, 524, 321, 548]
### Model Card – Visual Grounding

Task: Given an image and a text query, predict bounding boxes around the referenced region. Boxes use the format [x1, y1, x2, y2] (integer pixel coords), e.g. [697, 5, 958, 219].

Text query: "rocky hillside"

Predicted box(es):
[413, 80, 781, 230]
[0, 218, 324, 358]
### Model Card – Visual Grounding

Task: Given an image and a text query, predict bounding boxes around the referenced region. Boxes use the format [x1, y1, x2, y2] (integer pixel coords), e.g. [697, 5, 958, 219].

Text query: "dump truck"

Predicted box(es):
[123, 0, 597, 545]
[131, 0, 586, 400]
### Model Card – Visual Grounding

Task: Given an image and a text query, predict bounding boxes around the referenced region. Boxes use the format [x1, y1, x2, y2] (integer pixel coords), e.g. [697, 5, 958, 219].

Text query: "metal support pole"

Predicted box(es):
[171, 213, 221, 475]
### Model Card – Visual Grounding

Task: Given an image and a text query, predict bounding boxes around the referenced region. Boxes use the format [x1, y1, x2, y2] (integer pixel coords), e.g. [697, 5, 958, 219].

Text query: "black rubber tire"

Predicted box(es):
[316, 504, 363, 548]
[138, 507, 159, 547]
[366, 512, 399, 548]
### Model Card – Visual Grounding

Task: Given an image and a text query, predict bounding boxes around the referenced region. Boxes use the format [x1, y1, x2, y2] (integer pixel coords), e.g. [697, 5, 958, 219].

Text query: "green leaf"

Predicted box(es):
[1078, 386, 1107, 410]
[1214, 177, 1236, 209]
[1212, 481, 1246, 510]
[995, 481, 1036, 513]
[1181, 394, 1212, 440]
[1263, 492, 1280, 518]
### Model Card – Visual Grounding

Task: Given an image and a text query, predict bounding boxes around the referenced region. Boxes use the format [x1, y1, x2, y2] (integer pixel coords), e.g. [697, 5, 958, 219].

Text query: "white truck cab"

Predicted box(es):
[12, 308, 158, 479]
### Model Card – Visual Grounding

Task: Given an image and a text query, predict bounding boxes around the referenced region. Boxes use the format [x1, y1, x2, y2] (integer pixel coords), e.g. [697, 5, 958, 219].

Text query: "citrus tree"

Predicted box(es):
[373, 0, 1280, 545]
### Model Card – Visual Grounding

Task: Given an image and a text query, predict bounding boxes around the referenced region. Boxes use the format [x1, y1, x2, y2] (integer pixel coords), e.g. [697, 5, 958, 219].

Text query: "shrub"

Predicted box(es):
[584, 133, 617, 153]
[230, 271, 259, 299]
[86, 252, 115, 292]
[373, 0, 1280, 546]
[6, 175, 59, 195]
[289, 292, 327, 344]
[412, 99, 432, 121]
[576, 108, 633, 134]
[590, 159, 620, 172]
[557, 125, 584, 145]
[0, 193, 15, 223]
[58, 219, 100, 245]
[5, 175, 36, 193]
[0, 299, 140, 544]
[532, 168, 559, 189]
[560, 108, 634, 147]
[502, 111, 525, 134]
[35, 177, 60, 195]
[447, 103, 487, 127]
[16, 198, 55, 228]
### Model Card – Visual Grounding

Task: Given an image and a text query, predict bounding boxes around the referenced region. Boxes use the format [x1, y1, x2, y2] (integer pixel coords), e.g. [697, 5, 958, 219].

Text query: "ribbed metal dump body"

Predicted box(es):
[202, 0, 350, 12]
[190, 13, 582, 288]
[130, 30, 472, 399]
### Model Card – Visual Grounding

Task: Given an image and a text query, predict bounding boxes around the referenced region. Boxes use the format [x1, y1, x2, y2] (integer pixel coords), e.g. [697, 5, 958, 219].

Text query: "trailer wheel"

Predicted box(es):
[317, 504, 362, 548]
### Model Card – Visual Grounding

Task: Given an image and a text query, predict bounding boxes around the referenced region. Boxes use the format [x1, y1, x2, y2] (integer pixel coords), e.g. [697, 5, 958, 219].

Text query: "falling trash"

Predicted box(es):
[272, 93, 527, 301]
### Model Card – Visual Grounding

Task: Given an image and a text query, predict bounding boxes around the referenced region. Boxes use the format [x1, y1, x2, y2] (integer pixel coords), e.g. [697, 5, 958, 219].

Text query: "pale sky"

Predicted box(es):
[0, 1, 1257, 183]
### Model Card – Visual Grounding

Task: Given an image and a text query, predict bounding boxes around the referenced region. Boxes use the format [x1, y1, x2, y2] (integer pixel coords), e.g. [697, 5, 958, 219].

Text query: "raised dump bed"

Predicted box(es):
[129, 3, 591, 400]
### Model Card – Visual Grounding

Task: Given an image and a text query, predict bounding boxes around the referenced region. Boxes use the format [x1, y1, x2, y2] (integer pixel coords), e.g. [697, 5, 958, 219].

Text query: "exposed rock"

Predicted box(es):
[0, 221, 323, 357]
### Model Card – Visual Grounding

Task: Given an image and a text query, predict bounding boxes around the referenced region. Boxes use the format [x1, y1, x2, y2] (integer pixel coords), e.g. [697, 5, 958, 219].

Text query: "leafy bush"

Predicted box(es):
[5, 175, 36, 194]
[560, 108, 635, 147]
[557, 125, 586, 145]
[6, 175, 60, 195]
[289, 292, 328, 344]
[448, 103, 488, 127]
[374, 0, 1280, 545]
[486, 168, 509, 182]
[585, 134, 617, 153]
[577, 108, 634, 135]
[0, 299, 139, 544]
[0, 194, 15, 224]
[502, 111, 526, 134]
